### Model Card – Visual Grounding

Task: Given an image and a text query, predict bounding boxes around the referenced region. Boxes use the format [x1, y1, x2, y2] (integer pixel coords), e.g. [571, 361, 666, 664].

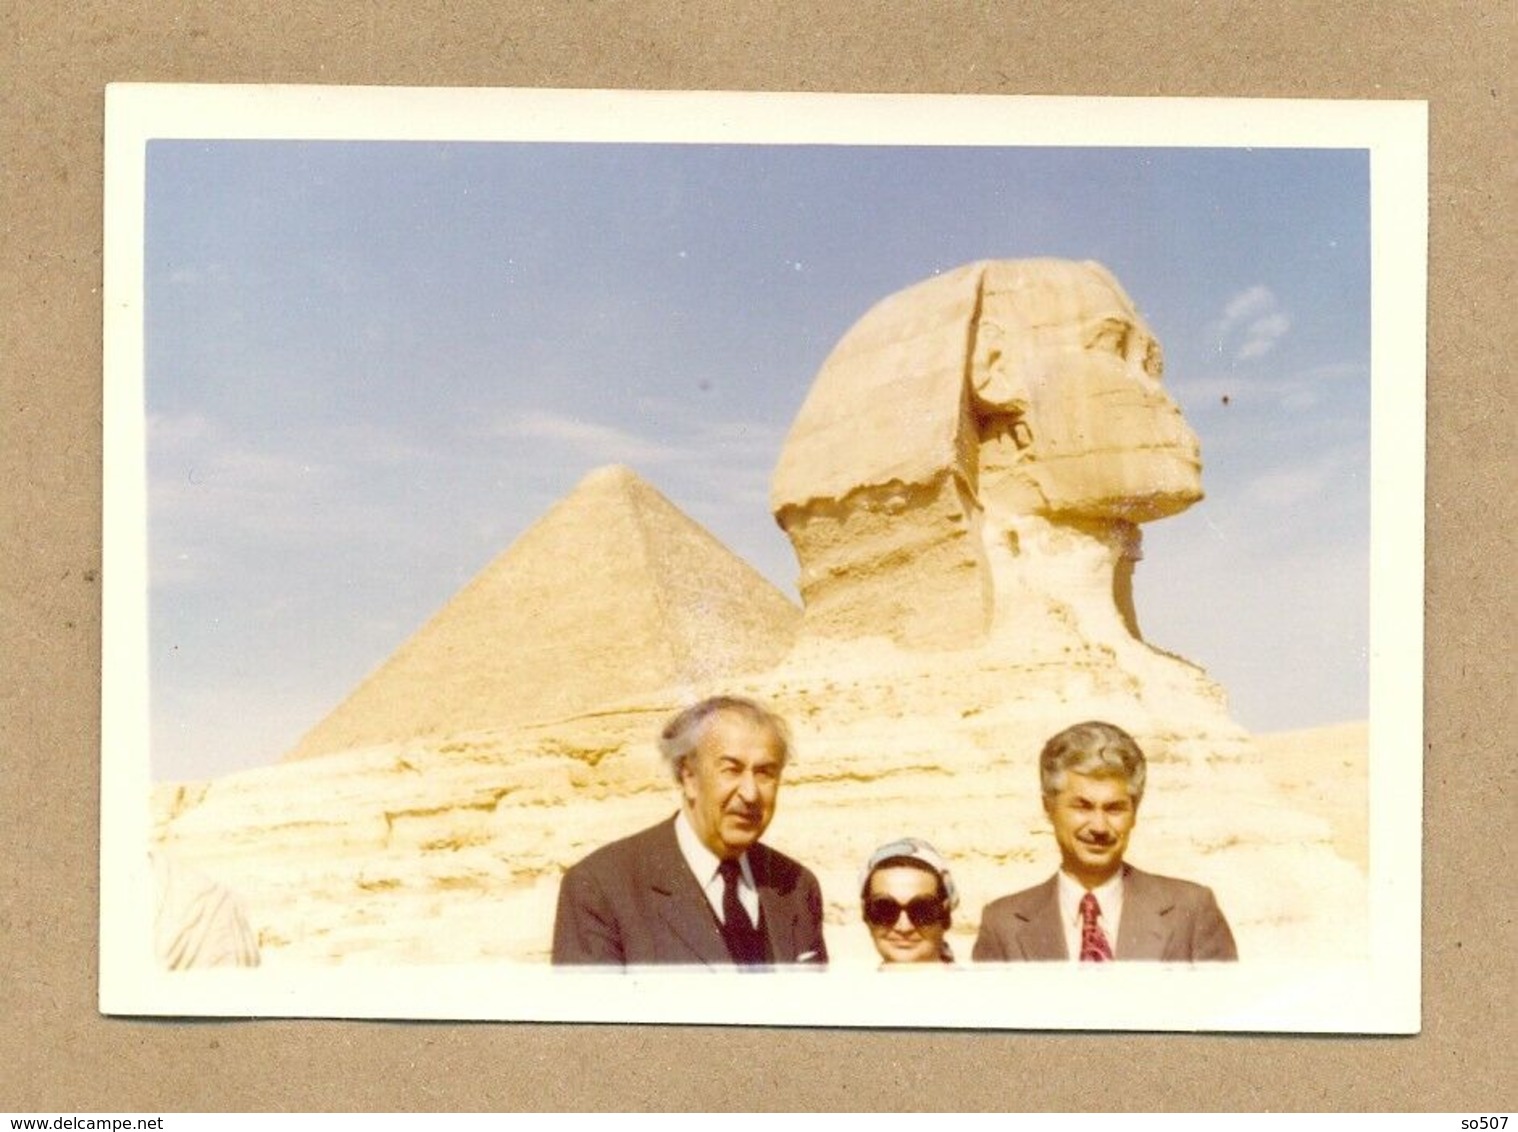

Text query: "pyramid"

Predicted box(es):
[284, 465, 801, 761]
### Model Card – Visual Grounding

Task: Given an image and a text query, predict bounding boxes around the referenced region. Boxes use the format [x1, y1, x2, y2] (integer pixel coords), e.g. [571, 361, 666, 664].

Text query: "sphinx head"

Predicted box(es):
[969, 260, 1202, 524]
[770, 258, 1203, 649]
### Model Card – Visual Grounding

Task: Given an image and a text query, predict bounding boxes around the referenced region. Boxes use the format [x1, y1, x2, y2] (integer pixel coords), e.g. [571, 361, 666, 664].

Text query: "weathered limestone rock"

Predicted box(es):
[153, 682, 1368, 967]
[772, 259, 1201, 651]
[285, 465, 800, 761]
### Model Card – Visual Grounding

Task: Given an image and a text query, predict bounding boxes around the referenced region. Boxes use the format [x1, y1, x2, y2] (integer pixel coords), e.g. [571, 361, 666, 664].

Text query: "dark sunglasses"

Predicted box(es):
[864, 895, 947, 929]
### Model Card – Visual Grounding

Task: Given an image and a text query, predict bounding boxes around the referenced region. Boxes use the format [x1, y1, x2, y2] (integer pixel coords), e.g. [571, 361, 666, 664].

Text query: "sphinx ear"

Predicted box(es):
[968, 306, 1033, 417]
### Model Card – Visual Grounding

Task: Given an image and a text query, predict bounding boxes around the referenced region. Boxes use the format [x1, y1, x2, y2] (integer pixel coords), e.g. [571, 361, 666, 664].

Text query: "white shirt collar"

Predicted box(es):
[1055, 865, 1127, 959]
[674, 810, 758, 924]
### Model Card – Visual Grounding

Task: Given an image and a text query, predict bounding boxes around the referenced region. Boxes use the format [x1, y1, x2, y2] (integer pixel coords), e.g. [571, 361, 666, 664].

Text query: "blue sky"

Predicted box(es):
[145, 140, 1370, 782]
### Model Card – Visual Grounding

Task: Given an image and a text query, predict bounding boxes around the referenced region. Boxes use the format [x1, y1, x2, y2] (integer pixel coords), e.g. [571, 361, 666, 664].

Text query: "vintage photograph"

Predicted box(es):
[101, 86, 1425, 1029]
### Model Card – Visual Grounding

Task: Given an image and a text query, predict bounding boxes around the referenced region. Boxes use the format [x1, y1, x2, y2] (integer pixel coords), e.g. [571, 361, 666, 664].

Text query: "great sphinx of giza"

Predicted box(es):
[772, 258, 1204, 664]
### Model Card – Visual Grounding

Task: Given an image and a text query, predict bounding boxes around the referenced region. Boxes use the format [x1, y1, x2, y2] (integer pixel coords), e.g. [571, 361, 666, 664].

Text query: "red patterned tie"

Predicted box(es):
[1079, 891, 1114, 962]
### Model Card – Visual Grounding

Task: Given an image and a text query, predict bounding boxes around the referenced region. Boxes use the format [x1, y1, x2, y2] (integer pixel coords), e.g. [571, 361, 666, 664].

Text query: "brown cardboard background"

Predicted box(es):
[2, 1, 1511, 1112]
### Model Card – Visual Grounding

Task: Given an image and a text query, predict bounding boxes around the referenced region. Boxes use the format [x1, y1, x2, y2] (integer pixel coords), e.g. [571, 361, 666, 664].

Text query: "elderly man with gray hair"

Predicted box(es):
[973, 720, 1237, 962]
[551, 695, 827, 968]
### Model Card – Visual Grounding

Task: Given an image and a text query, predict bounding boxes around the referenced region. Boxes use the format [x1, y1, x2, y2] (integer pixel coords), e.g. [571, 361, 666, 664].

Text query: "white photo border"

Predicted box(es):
[101, 85, 1427, 1031]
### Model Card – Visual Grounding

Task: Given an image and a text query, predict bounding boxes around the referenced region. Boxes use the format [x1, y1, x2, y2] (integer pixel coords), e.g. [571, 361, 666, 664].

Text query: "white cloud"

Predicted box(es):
[1237, 311, 1292, 361]
[1178, 361, 1366, 412]
[147, 410, 215, 445]
[491, 404, 794, 589]
[314, 421, 435, 467]
[1244, 465, 1334, 509]
[1211, 285, 1291, 363]
[1242, 444, 1365, 511]
[1279, 387, 1321, 413]
[1217, 285, 1276, 333]
[495, 406, 787, 487]
[147, 410, 454, 588]
[499, 410, 681, 467]
[1295, 362, 1368, 386]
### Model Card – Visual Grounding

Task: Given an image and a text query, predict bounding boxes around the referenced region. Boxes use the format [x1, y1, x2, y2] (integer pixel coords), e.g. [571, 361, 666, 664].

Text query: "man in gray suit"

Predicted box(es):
[551, 695, 827, 968]
[973, 720, 1237, 962]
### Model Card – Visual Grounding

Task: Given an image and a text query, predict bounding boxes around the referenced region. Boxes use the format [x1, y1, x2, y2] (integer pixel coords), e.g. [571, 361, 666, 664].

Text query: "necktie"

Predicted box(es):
[1079, 891, 1114, 962]
[719, 858, 750, 930]
[718, 858, 766, 966]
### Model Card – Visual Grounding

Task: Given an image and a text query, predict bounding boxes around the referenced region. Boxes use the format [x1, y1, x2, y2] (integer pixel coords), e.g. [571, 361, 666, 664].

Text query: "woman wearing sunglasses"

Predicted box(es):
[859, 837, 959, 966]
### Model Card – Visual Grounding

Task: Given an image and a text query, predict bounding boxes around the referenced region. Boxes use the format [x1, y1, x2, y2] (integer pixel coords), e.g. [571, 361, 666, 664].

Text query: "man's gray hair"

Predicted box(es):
[657, 695, 792, 781]
[1039, 720, 1147, 805]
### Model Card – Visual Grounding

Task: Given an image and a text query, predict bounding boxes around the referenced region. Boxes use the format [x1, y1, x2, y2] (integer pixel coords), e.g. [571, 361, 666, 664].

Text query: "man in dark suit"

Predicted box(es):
[973, 720, 1237, 962]
[551, 696, 827, 967]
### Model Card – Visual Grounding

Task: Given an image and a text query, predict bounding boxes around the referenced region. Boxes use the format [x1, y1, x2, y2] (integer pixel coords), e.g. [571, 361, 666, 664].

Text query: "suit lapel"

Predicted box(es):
[750, 845, 793, 962]
[1017, 876, 1069, 960]
[1114, 866, 1174, 960]
[645, 818, 732, 967]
